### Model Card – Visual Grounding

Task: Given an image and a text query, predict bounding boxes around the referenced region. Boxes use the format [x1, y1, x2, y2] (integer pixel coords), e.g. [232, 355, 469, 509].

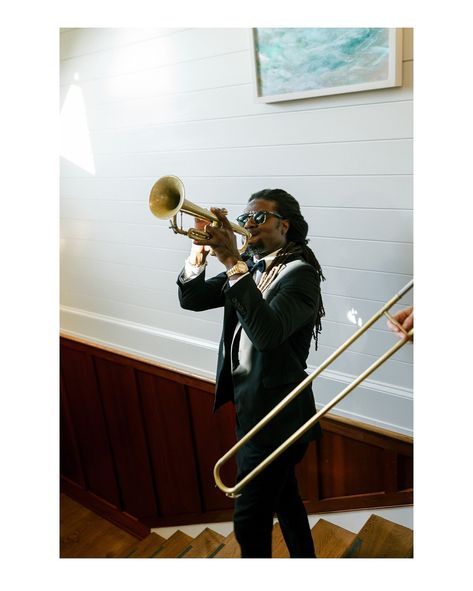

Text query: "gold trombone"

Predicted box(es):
[214, 280, 414, 498]
[149, 175, 251, 253]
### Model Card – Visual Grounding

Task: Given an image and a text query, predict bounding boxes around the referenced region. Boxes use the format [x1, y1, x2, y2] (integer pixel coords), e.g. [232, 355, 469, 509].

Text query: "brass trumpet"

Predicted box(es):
[149, 175, 251, 253]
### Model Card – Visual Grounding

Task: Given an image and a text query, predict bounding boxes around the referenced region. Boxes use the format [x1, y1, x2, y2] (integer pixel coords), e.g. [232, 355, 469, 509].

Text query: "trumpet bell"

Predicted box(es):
[148, 174, 251, 253]
[149, 175, 185, 220]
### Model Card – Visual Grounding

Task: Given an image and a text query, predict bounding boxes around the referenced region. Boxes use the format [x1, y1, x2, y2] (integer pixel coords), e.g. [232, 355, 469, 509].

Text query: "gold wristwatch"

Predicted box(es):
[226, 260, 249, 278]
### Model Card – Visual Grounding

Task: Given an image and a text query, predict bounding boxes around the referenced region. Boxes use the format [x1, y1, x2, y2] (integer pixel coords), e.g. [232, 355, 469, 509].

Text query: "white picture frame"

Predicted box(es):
[250, 28, 403, 103]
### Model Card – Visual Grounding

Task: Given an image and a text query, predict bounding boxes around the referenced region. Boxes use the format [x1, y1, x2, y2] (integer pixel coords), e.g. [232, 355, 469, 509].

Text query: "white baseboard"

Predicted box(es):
[151, 506, 413, 540]
[307, 505, 413, 533]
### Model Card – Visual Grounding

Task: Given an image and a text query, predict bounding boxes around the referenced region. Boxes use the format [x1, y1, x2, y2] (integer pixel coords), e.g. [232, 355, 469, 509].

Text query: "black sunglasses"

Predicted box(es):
[236, 210, 284, 227]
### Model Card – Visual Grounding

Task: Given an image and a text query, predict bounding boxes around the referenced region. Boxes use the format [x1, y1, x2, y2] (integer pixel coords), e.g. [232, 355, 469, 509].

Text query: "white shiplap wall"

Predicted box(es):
[60, 28, 413, 435]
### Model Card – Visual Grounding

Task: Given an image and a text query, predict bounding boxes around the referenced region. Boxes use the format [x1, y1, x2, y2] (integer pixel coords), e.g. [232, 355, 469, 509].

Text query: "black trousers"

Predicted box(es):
[233, 441, 316, 558]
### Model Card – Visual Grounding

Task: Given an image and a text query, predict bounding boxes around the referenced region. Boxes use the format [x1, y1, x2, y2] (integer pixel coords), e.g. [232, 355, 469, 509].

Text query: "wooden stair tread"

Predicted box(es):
[118, 532, 166, 558]
[213, 532, 241, 558]
[180, 528, 225, 558]
[348, 514, 413, 558]
[272, 523, 290, 558]
[312, 519, 358, 558]
[214, 523, 292, 558]
[153, 530, 193, 558]
[60, 494, 141, 558]
[213, 524, 291, 558]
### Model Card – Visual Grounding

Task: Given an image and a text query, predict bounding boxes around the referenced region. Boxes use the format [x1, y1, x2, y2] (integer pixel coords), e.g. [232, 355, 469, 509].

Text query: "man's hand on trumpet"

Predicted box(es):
[192, 207, 241, 270]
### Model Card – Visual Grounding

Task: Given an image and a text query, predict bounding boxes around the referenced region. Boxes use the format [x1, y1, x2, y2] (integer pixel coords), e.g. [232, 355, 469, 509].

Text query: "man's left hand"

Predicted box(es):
[193, 207, 242, 269]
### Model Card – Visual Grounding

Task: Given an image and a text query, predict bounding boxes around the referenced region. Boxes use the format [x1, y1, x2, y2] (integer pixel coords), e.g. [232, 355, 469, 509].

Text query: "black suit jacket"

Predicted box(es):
[177, 258, 322, 447]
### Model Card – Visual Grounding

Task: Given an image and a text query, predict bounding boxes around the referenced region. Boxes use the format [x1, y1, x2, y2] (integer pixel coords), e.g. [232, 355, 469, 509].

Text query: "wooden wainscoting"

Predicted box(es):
[60, 336, 413, 529]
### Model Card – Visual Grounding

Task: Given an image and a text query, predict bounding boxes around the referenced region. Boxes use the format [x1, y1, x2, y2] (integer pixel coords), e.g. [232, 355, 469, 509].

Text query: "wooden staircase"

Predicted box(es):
[60, 494, 413, 558]
[212, 517, 412, 558]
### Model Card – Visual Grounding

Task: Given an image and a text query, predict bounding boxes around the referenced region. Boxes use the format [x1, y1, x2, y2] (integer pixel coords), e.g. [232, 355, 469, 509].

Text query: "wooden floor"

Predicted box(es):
[60, 494, 141, 558]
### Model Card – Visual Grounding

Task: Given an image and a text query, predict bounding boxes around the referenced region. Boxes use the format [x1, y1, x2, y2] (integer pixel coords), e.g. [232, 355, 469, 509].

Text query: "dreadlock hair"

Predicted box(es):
[248, 188, 326, 349]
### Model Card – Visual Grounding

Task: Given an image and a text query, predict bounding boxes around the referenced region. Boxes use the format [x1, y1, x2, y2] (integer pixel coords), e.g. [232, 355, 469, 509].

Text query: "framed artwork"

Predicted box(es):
[250, 28, 403, 103]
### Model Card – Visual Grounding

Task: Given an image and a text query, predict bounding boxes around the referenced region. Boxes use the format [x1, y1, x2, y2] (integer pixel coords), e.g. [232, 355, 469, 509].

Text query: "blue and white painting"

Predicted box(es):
[253, 28, 401, 101]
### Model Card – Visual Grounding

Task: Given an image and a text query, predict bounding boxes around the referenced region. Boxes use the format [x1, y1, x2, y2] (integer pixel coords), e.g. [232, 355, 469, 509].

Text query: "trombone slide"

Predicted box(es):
[213, 280, 413, 498]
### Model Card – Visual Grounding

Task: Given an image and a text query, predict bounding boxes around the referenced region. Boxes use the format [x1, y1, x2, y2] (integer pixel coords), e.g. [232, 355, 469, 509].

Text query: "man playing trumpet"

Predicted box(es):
[177, 189, 325, 558]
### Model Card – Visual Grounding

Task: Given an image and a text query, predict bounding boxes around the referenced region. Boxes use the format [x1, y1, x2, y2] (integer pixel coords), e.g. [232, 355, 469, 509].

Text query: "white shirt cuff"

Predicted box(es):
[180, 258, 207, 282]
